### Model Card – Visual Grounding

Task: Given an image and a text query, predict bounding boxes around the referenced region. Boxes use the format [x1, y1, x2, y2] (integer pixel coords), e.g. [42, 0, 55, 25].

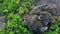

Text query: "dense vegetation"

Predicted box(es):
[0, 0, 33, 34]
[0, 0, 60, 34]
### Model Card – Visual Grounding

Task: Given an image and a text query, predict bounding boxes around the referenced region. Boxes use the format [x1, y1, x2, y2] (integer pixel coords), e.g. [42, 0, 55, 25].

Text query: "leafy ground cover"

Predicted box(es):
[0, 0, 34, 34]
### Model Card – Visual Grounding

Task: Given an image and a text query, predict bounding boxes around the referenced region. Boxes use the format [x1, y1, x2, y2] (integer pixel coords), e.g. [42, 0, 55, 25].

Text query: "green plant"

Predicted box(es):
[0, 0, 34, 34]
[0, 0, 20, 14]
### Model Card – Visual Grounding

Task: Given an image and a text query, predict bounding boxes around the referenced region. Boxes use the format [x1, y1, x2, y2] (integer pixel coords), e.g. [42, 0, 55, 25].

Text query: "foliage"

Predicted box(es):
[0, 0, 34, 34]
[0, 0, 20, 14]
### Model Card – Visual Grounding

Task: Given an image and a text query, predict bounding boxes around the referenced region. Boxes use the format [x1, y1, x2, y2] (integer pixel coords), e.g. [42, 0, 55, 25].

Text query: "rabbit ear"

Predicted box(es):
[45, 4, 57, 10]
